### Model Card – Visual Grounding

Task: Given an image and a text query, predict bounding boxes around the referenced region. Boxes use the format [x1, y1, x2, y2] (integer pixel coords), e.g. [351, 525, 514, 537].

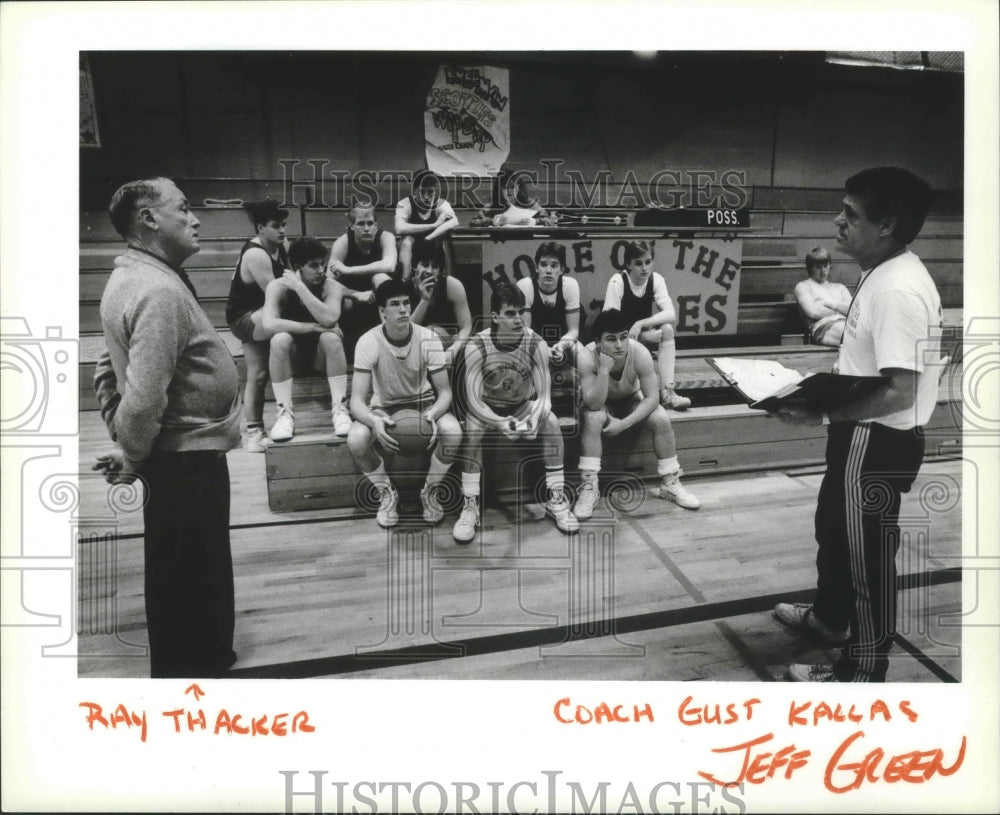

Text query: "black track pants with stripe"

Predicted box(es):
[811, 421, 925, 682]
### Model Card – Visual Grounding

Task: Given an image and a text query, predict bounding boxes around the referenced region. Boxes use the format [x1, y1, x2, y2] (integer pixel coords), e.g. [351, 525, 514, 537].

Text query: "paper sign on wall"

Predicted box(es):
[425, 65, 510, 177]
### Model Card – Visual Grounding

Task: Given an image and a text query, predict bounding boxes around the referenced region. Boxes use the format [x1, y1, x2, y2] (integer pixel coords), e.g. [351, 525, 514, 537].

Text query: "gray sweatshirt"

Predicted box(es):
[94, 247, 241, 466]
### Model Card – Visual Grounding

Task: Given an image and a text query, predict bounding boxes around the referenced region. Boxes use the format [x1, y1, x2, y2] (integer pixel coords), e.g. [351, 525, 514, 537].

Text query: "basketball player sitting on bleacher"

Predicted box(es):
[407, 240, 472, 365]
[453, 283, 579, 543]
[394, 171, 458, 282]
[573, 309, 700, 520]
[328, 201, 398, 356]
[226, 199, 290, 453]
[262, 237, 351, 443]
[602, 239, 691, 411]
[347, 279, 463, 529]
[517, 241, 581, 414]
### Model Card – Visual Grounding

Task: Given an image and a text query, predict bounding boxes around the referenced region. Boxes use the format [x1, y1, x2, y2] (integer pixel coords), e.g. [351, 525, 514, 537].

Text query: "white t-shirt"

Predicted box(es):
[516, 275, 581, 312]
[353, 323, 446, 409]
[603, 272, 672, 313]
[839, 250, 942, 430]
[495, 204, 539, 226]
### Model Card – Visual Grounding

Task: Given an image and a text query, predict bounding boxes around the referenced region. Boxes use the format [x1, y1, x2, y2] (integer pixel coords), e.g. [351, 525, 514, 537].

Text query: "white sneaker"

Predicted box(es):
[661, 387, 691, 411]
[243, 426, 270, 453]
[573, 480, 599, 520]
[452, 496, 480, 543]
[786, 663, 839, 682]
[376, 485, 399, 528]
[657, 470, 700, 509]
[545, 488, 579, 534]
[420, 484, 444, 525]
[270, 404, 295, 442]
[774, 603, 850, 644]
[332, 400, 352, 437]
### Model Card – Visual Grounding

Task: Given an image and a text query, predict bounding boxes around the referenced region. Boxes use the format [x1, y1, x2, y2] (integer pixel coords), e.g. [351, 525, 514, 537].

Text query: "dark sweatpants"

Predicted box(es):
[140, 450, 236, 678]
[811, 422, 925, 682]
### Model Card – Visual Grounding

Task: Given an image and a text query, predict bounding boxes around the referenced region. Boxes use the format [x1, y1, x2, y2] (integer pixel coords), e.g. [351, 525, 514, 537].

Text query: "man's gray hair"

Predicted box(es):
[109, 177, 170, 239]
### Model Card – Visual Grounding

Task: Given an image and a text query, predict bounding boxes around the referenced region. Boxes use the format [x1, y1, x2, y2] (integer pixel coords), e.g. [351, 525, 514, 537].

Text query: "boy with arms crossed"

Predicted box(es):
[394, 171, 458, 282]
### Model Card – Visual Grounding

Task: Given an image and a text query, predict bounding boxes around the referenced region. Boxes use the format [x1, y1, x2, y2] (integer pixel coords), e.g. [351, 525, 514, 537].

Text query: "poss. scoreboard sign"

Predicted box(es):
[480, 236, 743, 337]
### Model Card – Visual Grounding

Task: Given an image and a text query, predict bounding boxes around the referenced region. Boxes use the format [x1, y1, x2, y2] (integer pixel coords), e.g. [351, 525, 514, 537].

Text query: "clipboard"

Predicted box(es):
[706, 356, 886, 411]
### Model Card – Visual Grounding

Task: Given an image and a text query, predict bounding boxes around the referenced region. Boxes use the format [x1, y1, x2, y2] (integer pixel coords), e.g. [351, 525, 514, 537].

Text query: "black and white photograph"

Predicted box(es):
[2, 1, 998, 813]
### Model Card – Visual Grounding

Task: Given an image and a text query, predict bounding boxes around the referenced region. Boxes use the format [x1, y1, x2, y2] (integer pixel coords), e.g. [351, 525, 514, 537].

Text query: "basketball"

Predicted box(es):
[386, 408, 436, 456]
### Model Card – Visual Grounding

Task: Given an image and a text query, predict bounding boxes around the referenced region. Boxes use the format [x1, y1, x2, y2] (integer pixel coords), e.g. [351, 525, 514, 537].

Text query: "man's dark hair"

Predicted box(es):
[414, 170, 441, 192]
[533, 241, 567, 270]
[375, 277, 409, 308]
[844, 167, 933, 245]
[591, 309, 631, 340]
[490, 282, 526, 315]
[288, 237, 327, 269]
[623, 239, 655, 265]
[109, 177, 168, 239]
[243, 199, 289, 231]
[412, 239, 446, 270]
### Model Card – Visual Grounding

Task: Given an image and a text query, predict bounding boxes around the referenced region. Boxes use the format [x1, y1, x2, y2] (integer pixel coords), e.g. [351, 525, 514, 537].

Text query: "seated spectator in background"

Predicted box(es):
[492, 174, 558, 227]
[453, 283, 578, 544]
[573, 310, 700, 520]
[329, 201, 398, 353]
[347, 278, 463, 528]
[263, 237, 351, 442]
[225, 199, 290, 452]
[602, 239, 690, 411]
[394, 171, 458, 281]
[407, 240, 472, 365]
[517, 241, 581, 415]
[795, 247, 852, 346]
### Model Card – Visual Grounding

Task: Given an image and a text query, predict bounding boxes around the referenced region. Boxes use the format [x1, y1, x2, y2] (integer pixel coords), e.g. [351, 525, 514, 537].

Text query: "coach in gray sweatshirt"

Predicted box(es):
[94, 177, 241, 678]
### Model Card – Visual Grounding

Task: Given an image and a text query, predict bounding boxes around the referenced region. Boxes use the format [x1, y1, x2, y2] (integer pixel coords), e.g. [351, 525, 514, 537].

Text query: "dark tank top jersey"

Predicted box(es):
[406, 195, 437, 226]
[409, 277, 455, 331]
[280, 285, 320, 326]
[341, 229, 386, 292]
[617, 271, 655, 327]
[530, 277, 568, 346]
[226, 240, 288, 323]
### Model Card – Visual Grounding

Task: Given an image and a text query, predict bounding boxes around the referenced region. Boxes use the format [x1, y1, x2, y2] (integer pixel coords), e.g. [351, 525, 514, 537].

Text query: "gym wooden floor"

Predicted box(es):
[76, 407, 963, 683]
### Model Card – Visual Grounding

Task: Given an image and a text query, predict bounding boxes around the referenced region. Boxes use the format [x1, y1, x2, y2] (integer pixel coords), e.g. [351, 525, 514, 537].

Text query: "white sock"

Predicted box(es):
[364, 459, 391, 492]
[273, 379, 293, 409]
[578, 456, 601, 475]
[657, 457, 680, 477]
[329, 375, 347, 407]
[424, 451, 451, 489]
[659, 338, 677, 386]
[462, 471, 481, 498]
[545, 466, 565, 493]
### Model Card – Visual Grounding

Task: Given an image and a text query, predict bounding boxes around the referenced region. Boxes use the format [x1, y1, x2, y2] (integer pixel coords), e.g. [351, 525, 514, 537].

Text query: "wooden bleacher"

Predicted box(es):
[78, 202, 964, 515]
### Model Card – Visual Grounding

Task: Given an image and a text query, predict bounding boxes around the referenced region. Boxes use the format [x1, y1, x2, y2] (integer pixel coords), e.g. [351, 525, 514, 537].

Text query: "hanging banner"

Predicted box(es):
[424, 65, 510, 177]
[80, 53, 101, 147]
[480, 236, 743, 336]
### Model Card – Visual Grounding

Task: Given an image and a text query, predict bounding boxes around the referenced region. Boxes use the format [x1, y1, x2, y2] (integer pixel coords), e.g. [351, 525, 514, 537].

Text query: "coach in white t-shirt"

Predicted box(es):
[772, 167, 944, 684]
